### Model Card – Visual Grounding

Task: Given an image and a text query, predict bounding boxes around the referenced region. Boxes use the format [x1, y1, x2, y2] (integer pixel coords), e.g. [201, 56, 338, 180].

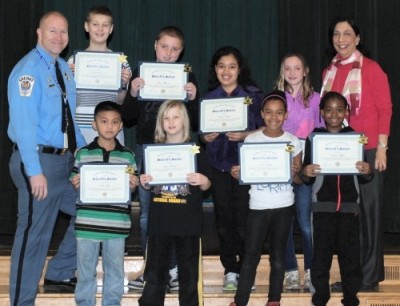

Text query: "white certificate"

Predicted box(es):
[239, 142, 292, 184]
[139, 62, 188, 101]
[79, 163, 131, 204]
[311, 133, 364, 174]
[144, 143, 197, 185]
[200, 97, 248, 133]
[74, 51, 123, 91]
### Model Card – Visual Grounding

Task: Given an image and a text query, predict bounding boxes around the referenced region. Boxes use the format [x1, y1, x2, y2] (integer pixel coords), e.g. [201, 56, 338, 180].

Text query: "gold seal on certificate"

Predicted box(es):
[74, 51, 123, 91]
[200, 97, 248, 133]
[78, 163, 131, 204]
[239, 142, 292, 184]
[144, 143, 197, 185]
[311, 133, 364, 174]
[138, 62, 189, 101]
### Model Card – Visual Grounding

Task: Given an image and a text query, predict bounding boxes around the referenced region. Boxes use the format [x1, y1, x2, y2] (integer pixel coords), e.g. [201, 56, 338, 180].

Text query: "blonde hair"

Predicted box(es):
[274, 53, 314, 107]
[154, 100, 191, 143]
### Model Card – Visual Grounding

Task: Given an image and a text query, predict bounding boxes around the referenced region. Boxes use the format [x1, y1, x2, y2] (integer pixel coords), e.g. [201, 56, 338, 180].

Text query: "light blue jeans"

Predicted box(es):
[285, 183, 313, 272]
[135, 145, 151, 257]
[75, 237, 125, 306]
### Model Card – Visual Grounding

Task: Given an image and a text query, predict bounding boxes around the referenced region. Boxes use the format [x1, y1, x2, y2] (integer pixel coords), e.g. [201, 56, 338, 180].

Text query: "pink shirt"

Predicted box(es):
[282, 91, 324, 139]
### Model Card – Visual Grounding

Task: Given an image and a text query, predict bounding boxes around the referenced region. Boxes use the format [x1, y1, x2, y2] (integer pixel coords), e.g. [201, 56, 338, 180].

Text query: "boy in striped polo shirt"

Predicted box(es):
[70, 101, 138, 305]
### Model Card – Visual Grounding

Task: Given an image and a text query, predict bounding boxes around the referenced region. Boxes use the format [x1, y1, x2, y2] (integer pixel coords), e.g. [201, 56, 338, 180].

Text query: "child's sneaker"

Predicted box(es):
[168, 266, 179, 291]
[127, 274, 144, 290]
[303, 269, 315, 294]
[303, 269, 311, 290]
[223, 272, 238, 291]
[284, 270, 300, 290]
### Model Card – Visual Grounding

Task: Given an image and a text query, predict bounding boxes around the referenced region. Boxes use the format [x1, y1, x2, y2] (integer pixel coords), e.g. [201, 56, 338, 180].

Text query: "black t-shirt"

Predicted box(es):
[147, 146, 211, 236]
[121, 68, 199, 144]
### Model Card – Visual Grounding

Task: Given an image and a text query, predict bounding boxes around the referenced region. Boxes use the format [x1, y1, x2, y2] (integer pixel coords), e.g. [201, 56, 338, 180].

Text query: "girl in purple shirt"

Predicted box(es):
[274, 53, 324, 291]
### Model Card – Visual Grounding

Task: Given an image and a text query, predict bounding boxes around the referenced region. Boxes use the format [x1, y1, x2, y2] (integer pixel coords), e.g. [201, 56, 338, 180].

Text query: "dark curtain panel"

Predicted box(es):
[1, 0, 399, 234]
[0, 0, 45, 233]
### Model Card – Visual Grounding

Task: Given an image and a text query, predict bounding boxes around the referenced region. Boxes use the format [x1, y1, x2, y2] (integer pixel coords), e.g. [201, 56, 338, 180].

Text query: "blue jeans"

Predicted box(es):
[135, 145, 151, 257]
[285, 183, 313, 271]
[136, 144, 177, 268]
[75, 238, 125, 306]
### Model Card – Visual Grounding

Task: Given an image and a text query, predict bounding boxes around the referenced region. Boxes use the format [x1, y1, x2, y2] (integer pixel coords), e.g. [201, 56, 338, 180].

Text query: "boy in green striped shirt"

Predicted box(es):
[70, 101, 138, 305]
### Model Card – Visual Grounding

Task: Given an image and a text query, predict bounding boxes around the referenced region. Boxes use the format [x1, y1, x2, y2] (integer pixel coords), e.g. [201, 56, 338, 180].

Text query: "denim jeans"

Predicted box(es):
[234, 205, 293, 306]
[135, 145, 151, 257]
[285, 183, 313, 271]
[75, 238, 125, 306]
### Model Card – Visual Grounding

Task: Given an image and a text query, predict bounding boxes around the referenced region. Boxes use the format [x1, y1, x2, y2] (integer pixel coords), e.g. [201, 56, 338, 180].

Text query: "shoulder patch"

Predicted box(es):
[18, 75, 35, 97]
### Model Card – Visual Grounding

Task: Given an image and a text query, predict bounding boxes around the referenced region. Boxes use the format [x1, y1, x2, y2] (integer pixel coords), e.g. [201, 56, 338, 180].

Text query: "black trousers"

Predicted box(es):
[359, 149, 385, 285]
[311, 212, 361, 306]
[139, 235, 202, 306]
[234, 206, 293, 306]
[211, 167, 250, 275]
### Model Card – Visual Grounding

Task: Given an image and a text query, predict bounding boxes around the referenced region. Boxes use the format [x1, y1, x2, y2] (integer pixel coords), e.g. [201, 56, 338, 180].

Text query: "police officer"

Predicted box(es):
[7, 11, 85, 305]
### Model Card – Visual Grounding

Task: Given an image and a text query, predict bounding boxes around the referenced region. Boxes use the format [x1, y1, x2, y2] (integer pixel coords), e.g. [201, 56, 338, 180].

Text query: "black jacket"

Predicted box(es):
[301, 126, 373, 213]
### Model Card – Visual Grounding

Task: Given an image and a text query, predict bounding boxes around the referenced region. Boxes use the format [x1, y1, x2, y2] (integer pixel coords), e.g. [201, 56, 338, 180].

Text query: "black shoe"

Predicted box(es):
[330, 281, 342, 292]
[359, 282, 379, 292]
[43, 277, 77, 292]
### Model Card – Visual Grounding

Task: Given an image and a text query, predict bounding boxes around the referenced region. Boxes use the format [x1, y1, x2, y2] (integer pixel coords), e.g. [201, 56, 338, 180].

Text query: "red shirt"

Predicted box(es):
[323, 56, 392, 149]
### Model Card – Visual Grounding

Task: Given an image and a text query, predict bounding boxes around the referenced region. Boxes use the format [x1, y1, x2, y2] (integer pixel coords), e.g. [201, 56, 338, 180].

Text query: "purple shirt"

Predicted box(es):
[203, 85, 264, 171]
[282, 91, 324, 139]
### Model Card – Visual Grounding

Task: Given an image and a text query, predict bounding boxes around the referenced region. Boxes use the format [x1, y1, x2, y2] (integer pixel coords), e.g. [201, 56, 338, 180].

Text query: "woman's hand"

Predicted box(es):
[375, 148, 387, 171]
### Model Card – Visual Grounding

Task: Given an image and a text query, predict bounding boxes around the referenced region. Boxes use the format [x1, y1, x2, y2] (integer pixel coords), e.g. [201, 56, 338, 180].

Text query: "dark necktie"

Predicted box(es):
[55, 61, 77, 153]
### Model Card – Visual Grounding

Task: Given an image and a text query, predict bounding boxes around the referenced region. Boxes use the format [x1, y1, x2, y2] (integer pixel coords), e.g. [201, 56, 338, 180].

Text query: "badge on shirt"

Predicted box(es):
[18, 75, 35, 96]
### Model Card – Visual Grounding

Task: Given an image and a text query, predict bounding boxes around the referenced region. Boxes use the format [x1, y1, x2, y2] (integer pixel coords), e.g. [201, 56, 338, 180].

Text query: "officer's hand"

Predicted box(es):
[29, 174, 48, 201]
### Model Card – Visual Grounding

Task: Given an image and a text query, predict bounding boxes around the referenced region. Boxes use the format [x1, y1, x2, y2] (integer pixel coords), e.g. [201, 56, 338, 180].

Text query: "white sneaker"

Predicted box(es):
[303, 269, 315, 294]
[168, 266, 179, 291]
[304, 269, 311, 290]
[223, 272, 238, 291]
[284, 270, 300, 290]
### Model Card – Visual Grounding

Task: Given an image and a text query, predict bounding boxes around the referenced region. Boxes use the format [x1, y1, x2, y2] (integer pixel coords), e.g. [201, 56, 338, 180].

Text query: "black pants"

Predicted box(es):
[234, 206, 293, 306]
[211, 167, 250, 275]
[139, 235, 201, 306]
[311, 212, 361, 306]
[359, 149, 385, 285]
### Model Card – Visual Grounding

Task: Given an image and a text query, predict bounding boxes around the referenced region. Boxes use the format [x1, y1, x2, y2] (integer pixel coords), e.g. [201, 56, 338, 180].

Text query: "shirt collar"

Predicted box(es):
[87, 137, 125, 152]
[35, 44, 58, 66]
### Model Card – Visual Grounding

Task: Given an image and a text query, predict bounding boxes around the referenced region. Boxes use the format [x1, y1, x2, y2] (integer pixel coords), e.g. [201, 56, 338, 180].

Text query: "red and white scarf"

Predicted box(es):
[321, 50, 363, 116]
